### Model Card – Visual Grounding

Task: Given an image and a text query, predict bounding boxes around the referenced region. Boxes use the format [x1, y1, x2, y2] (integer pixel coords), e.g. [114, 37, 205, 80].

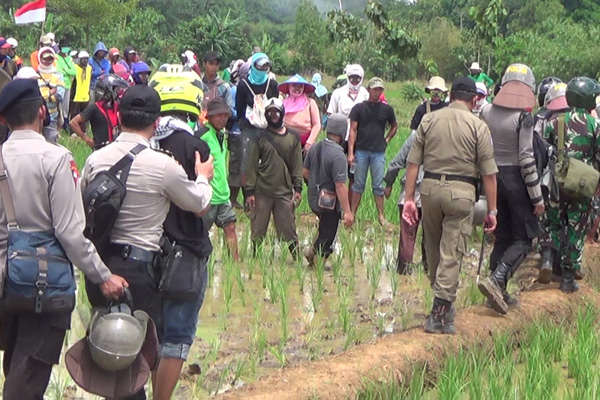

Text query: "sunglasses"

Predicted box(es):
[348, 75, 361, 82]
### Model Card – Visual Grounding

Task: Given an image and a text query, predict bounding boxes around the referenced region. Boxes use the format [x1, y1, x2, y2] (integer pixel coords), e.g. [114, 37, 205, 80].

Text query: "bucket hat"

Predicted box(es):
[425, 76, 448, 93]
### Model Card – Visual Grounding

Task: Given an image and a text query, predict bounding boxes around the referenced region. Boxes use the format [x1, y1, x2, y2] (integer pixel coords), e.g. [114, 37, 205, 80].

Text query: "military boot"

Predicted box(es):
[425, 298, 455, 335]
[478, 263, 510, 315]
[538, 248, 553, 284]
[559, 267, 580, 293]
[485, 289, 518, 309]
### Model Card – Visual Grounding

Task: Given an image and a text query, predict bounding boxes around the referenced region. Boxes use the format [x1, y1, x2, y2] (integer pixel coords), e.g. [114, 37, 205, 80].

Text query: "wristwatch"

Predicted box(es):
[488, 209, 498, 216]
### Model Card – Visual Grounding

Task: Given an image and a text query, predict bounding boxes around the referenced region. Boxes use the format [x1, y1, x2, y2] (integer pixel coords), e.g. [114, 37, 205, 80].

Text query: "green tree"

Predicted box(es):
[292, 0, 329, 72]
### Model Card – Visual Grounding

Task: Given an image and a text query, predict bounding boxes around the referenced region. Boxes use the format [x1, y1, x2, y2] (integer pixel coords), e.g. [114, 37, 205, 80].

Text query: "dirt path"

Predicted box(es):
[219, 281, 600, 400]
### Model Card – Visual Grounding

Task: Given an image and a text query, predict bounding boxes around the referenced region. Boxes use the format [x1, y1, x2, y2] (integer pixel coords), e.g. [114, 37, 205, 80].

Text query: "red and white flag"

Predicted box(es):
[14, 0, 46, 25]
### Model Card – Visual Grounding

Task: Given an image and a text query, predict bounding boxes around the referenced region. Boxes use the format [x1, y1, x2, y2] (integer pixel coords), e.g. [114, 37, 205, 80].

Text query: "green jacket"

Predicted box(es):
[199, 123, 230, 204]
[468, 72, 494, 89]
[56, 54, 77, 89]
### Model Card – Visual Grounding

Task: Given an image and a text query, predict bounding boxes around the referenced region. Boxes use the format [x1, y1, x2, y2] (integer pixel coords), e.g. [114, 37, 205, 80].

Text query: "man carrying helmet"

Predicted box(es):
[70, 74, 130, 149]
[245, 97, 303, 258]
[410, 76, 449, 132]
[478, 63, 543, 314]
[542, 77, 600, 293]
[467, 62, 494, 90]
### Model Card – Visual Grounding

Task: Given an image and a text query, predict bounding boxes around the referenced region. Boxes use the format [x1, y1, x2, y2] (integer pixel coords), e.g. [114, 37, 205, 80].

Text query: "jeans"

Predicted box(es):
[351, 150, 385, 196]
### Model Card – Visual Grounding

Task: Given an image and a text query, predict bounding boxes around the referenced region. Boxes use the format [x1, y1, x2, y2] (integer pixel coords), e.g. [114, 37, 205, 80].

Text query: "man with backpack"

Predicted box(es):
[245, 98, 303, 258]
[81, 85, 214, 400]
[70, 74, 130, 149]
[0, 79, 127, 400]
[542, 77, 600, 293]
[201, 51, 234, 115]
[409, 76, 448, 132]
[235, 52, 279, 189]
[478, 64, 544, 314]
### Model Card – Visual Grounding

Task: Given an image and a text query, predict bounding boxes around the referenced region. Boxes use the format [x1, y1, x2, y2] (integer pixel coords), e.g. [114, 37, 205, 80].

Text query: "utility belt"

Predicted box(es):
[109, 243, 159, 264]
[424, 172, 481, 201]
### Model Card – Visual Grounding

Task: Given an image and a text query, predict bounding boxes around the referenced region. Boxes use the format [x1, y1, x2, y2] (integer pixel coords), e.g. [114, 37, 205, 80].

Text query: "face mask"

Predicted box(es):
[266, 109, 284, 129]
[80, 59, 88, 66]
[430, 91, 442, 101]
[475, 98, 487, 109]
[61, 47, 71, 54]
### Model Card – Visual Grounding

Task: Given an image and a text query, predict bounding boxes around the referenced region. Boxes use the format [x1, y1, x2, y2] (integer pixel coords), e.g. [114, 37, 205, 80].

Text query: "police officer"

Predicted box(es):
[81, 84, 214, 400]
[543, 77, 600, 293]
[0, 79, 127, 400]
[403, 77, 498, 335]
[479, 64, 544, 314]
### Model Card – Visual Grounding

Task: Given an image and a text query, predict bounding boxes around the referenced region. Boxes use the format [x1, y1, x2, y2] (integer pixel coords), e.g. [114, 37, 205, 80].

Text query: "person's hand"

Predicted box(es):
[195, 152, 214, 181]
[304, 142, 313, 155]
[402, 201, 420, 226]
[85, 137, 95, 149]
[484, 213, 497, 233]
[384, 186, 392, 199]
[99, 274, 129, 300]
[246, 195, 255, 210]
[293, 191, 302, 207]
[533, 203, 545, 217]
[343, 212, 354, 228]
[50, 87, 57, 95]
[347, 153, 355, 166]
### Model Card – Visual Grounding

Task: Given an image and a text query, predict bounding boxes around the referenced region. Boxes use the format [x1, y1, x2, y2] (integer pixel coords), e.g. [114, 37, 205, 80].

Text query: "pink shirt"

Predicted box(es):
[283, 98, 321, 144]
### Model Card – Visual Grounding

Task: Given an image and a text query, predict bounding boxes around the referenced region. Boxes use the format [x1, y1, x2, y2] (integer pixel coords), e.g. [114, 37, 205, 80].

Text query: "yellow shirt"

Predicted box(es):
[74, 64, 92, 102]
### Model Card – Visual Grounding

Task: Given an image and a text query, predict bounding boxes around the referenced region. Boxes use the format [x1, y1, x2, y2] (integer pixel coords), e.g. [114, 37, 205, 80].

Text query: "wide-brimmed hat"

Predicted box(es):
[279, 74, 315, 95]
[425, 76, 448, 93]
[470, 62, 481, 71]
[493, 81, 536, 110]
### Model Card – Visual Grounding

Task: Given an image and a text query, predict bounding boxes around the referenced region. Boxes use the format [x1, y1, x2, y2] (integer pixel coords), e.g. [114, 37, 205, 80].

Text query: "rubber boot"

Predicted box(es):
[478, 263, 509, 315]
[425, 298, 455, 335]
[538, 248, 553, 284]
[559, 267, 580, 293]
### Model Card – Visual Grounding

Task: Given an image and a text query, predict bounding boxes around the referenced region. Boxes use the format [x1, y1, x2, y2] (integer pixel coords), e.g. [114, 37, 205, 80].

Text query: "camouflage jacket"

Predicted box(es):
[544, 107, 600, 169]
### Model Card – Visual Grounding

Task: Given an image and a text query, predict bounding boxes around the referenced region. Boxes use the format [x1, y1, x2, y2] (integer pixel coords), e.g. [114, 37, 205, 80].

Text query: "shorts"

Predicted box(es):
[202, 201, 237, 230]
[159, 257, 208, 360]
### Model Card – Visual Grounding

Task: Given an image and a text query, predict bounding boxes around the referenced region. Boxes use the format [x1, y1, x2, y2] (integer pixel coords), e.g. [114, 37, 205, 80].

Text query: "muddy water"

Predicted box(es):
[45, 215, 493, 400]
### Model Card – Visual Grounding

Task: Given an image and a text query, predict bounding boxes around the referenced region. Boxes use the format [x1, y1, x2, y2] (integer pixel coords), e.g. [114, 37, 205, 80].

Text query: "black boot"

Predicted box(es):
[486, 289, 518, 309]
[538, 248, 553, 284]
[478, 262, 509, 315]
[559, 267, 580, 293]
[425, 298, 455, 335]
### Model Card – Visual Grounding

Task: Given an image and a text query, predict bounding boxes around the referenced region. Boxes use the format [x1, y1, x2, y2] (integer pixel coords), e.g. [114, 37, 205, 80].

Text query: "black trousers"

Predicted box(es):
[314, 210, 341, 257]
[85, 252, 162, 400]
[490, 167, 540, 274]
[1, 312, 68, 400]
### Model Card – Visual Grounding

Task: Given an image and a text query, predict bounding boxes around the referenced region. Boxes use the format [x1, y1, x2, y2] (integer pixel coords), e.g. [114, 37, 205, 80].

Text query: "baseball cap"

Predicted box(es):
[0, 79, 43, 115]
[451, 77, 477, 94]
[202, 51, 221, 63]
[368, 77, 385, 90]
[326, 114, 348, 138]
[0, 37, 10, 49]
[6, 38, 18, 48]
[78, 50, 90, 59]
[119, 85, 161, 116]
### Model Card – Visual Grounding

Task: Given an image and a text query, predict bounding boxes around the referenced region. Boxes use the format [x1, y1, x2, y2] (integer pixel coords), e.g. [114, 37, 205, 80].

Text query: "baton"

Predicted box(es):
[476, 224, 487, 284]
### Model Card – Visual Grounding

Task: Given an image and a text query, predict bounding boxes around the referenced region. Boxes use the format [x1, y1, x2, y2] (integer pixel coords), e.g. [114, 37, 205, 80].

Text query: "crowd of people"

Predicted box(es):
[0, 30, 599, 399]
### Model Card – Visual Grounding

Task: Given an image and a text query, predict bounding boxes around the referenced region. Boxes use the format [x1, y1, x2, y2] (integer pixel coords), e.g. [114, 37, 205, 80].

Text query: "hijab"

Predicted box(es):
[248, 52, 269, 85]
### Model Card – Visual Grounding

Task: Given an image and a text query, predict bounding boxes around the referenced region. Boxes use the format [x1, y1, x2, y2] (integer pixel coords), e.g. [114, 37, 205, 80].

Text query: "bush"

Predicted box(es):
[400, 81, 426, 102]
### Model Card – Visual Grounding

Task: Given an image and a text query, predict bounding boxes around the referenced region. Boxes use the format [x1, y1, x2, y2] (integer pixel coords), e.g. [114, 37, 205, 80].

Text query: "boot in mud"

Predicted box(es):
[303, 246, 316, 267]
[478, 263, 509, 315]
[485, 289, 518, 309]
[425, 298, 455, 335]
[538, 248, 553, 284]
[559, 267, 580, 293]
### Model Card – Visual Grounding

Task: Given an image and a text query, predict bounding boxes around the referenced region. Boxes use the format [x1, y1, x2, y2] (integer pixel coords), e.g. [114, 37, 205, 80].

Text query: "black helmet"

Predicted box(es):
[95, 74, 130, 102]
[537, 77, 562, 107]
[566, 77, 600, 111]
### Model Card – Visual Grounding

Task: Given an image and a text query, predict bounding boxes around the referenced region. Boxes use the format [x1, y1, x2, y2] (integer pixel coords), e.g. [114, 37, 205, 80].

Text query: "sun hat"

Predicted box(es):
[425, 76, 448, 93]
[279, 74, 315, 95]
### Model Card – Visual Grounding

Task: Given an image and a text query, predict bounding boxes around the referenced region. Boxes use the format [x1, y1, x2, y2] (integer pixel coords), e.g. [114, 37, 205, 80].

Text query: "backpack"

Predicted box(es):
[82, 144, 146, 258]
[517, 110, 551, 179]
[243, 78, 270, 129]
[554, 115, 599, 200]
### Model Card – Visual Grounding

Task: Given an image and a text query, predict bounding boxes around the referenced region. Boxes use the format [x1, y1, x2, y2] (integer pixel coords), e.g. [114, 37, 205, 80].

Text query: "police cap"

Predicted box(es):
[451, 77, 477, 94]
[0, 79, 43, 116]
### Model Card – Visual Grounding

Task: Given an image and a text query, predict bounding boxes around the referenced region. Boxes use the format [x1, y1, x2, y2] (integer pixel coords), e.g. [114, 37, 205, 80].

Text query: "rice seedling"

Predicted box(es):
[460, 278, 484, 307]
[207, 256, 216, 288]
[435, 347, 470, 399]
[231, 355, 249, 386]
[223, 260, 235, 313]
[278, 279, 290, 347]
[422, 286, 433, 312]
[389, 269, 398, 298]
[268, 343, 287, 367]
[399, 301, 414, 331]
[294, 254, 307, 293]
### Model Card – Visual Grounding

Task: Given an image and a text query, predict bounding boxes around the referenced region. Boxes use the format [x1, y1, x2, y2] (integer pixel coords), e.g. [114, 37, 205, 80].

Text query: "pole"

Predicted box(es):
[338, 0, 343, 11]
[476, 226, 487, 284]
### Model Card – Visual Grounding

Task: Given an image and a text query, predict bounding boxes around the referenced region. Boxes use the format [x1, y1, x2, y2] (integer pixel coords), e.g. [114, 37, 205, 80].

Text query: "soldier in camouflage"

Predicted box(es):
[542, 77, 600, 293]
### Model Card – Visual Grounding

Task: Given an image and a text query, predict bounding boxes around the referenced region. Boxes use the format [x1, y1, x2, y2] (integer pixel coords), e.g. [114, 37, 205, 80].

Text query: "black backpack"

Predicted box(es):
[82, 144, 146, 259]
[517, 110, 550, 178]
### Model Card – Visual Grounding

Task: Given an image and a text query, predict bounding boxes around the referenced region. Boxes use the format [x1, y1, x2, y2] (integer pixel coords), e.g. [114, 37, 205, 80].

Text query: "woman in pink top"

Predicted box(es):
[280, 74, 321, 155]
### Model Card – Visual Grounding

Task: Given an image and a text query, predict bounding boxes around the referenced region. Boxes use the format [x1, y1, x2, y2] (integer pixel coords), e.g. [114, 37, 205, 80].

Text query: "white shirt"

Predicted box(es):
[327, 85, 369, 139]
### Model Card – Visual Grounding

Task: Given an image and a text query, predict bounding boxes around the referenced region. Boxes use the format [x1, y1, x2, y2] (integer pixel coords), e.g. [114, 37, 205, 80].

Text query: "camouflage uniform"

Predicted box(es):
[543, 108, 600, 271]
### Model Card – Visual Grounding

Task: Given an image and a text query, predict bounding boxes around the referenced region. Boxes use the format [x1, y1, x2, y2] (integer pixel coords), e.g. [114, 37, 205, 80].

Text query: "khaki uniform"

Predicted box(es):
[0, 129, 113, 399]
[407, 102, 497, 302]
[81, 132, 213, 252]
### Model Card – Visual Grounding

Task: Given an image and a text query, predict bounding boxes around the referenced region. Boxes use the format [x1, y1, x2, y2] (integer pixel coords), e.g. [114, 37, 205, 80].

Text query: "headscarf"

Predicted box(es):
[248, 52, 269, 85]
[152, 116, 194, 146]
[345, 64, 364, 93]
[311, 73, 328, 98]
[37, 47, 56, 74]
